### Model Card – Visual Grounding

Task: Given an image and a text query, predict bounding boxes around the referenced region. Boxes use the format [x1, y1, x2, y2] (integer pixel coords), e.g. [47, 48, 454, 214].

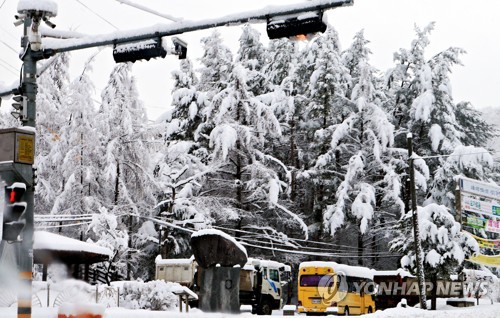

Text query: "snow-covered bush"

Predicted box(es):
[118, 280, 180, 311]
[391, 204, 479, 309]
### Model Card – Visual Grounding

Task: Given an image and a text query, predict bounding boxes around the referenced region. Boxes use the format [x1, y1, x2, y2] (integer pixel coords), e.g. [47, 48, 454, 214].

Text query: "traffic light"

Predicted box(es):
[11, 95, 28, 122]
[2, 182, 27, 242]
[266, 11, 327, 40]
[113, 38, 167, 63]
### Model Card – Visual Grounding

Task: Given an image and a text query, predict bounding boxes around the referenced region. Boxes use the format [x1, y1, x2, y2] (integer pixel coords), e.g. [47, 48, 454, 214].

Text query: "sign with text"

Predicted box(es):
[459, 177, 500, 200]
[461, 192, 500, 217]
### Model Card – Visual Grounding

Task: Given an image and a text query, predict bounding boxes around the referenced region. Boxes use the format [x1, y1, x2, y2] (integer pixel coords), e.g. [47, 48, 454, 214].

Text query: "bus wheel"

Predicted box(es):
[368, 306, 373, 313]
[344, 306, 349, 316]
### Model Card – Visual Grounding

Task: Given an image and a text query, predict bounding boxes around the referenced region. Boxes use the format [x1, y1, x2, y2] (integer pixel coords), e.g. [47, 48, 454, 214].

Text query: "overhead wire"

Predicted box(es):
[0, 60, 18, 75]
[74, 0, 119, 30]
[112, 0, 182, 22]
[148, 216, 401, 258]
[36, 221, 92, 230]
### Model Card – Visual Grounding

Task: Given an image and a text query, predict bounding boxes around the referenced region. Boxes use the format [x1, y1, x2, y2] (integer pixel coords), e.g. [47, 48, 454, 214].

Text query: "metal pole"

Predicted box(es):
[407, 133, 427, 309]
[14, 14, 37, 318]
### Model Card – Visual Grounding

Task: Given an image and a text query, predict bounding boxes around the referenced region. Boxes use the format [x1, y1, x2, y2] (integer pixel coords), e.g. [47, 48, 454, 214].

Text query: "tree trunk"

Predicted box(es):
[358, 227, 363, 266]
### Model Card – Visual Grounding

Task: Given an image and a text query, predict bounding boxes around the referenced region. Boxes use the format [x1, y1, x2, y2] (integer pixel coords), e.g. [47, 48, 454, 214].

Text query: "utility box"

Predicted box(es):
[0, 128, 35, 165]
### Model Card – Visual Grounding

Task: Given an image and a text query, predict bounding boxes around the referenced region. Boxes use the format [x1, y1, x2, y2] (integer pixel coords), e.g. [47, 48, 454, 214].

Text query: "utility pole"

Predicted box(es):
[407, 133, 427, 309]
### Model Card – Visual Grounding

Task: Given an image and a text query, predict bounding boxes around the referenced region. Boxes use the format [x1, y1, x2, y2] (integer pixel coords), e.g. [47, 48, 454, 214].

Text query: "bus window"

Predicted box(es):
[269, 269, 280, 282]
[299, 275, 324, 287]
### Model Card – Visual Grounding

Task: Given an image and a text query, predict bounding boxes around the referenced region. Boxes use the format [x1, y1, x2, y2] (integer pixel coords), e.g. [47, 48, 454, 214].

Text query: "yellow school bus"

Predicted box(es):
[297, 261, 376, 315]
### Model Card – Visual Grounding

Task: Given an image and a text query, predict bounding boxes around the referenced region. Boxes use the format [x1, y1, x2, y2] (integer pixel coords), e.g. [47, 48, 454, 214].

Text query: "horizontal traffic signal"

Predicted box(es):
[267, 11, 327, 40]
[113, 38, 167, 63]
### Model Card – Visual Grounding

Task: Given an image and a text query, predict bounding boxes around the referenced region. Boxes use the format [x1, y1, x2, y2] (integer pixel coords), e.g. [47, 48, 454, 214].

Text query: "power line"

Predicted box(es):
[113, 0, 182, 22]
[74, 0, 119, 30]
[35, 221, 92, 230]
[148, 216, 400, 258]
[1, 39, 18, 54]
[0, 60, 17, 75]
[417, 150, 500, 160]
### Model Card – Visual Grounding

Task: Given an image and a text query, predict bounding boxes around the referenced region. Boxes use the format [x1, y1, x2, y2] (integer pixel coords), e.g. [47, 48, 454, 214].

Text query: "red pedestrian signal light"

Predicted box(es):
[2, 182, 27, 242]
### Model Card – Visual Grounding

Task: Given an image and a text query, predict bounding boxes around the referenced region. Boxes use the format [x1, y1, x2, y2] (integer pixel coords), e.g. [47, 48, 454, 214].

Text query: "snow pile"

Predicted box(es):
[113, 280, 181, 311]
[192, 228, 247, 257]
[155, 255, 194, 266]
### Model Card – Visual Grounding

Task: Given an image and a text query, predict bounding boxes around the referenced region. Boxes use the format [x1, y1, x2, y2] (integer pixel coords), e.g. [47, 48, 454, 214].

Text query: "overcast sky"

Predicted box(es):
[1, 0, 499, 120]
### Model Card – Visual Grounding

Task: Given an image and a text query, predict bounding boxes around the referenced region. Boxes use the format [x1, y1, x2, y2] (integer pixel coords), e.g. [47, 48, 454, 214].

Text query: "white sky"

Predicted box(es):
[0, 0, 499, 121]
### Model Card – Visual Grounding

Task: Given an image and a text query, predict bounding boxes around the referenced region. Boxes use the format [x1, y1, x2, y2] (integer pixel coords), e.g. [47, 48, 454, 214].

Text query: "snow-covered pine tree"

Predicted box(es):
[390, 203, 479, 309]
[49, 58, 102, 237]
[429, 146, 496, 211]
[385, 23, 493, 212]
[455, 101, 497, 148]
[319, 50, 402, 267]
[152, 58, 211, 259]
[201, 59, 308, 241]
[302, 27, 351, 240]
[197, 30, 233, 96]
[342, 30, 371, 98]
[97, 63, 155, 280]
[236, 24, 267, 96]
[35, 53, 71, 216]
[195, 30, 234, 149]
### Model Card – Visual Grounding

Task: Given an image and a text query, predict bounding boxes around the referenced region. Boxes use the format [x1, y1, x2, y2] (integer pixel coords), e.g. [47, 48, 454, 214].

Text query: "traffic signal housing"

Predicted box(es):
[2, 182, 27, 242]
[113, 38, 167, 63]
[11, 95, 28, 122]
[266, 11, 327, 40]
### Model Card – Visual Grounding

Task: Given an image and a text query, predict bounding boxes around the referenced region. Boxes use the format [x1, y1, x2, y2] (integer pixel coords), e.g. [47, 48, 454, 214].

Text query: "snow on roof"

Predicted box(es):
[171, 285, 198, 300]
[17, 0, 58, 16]
[374, 269, 415, 278]
[191, 228, 247, 256]
[33, 231, 112, 257]
[114, 39, 158, 53]
[247, 258, 285, 270]
[155, 257, 194, 266]
[299, 261, 375, 280]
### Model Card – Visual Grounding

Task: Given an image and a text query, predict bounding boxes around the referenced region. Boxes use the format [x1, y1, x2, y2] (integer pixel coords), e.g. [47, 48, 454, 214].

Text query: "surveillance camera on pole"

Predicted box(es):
[16, 0, 58, 51]
[172, 37, 187, 60]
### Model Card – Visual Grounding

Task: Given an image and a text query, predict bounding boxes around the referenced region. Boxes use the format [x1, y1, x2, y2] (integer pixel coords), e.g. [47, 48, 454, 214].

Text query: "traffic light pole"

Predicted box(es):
[14, 17, 37, 318]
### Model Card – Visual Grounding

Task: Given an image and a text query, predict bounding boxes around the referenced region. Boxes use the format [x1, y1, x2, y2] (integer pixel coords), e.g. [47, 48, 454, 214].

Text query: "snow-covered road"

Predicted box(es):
[1, 303, 500, 318]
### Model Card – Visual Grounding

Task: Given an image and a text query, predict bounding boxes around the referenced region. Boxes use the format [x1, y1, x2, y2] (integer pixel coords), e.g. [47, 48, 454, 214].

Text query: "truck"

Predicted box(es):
[155, 255, 291, 315]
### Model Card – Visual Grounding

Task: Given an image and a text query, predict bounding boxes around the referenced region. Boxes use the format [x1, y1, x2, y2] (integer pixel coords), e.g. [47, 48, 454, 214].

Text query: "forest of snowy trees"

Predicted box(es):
[1, 22, 498, 281]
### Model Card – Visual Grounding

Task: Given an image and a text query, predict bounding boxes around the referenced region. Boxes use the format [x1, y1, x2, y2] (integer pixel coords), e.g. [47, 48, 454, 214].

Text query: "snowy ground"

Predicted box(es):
[1, 300, 499, 318]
